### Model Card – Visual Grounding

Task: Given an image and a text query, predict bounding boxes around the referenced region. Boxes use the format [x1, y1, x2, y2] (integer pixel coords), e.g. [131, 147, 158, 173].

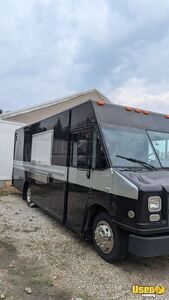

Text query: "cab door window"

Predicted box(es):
[71, 130, 92, 169]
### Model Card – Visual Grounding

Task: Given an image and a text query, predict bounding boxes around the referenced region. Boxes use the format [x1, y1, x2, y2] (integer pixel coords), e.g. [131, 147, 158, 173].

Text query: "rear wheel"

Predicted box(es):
[26, 186, 35, 207]
[92, 212, 127, 263]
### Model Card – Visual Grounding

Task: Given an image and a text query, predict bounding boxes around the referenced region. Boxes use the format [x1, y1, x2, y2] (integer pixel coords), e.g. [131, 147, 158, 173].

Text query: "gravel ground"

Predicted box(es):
[0, 188, 169, 299]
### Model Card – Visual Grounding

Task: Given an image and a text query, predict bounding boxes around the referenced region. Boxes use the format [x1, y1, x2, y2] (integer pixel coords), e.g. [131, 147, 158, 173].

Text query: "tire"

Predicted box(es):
[26, 185, 35, 207]
[92, 212, 128, 263]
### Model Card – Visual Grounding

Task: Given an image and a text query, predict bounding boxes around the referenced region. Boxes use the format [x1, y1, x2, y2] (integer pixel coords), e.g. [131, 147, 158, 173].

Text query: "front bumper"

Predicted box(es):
[128, 234, 169, 257]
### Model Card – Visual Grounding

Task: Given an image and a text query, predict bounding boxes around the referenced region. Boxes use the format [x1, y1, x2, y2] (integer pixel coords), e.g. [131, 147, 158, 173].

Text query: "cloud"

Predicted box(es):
[109, 78, 169, 114]
[0, 0, 169, 113]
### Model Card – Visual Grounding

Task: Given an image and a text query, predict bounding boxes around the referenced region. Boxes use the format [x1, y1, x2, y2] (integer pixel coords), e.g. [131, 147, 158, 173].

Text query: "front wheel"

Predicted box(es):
[92, 212, 128, 263]
[26, 186, 35, 207]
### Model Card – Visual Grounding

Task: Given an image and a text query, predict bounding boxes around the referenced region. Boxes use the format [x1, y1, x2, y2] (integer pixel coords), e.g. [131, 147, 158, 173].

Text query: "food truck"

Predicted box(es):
[12, 100, 169, 263]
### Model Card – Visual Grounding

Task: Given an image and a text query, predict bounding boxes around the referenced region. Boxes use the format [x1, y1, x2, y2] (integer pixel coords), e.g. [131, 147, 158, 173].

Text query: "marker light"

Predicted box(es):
[143, 110, 149, 115]
[97, 99, 105, 106]
[125, 107, 132, 111]
[135, 108, 142, 113]
[148, 196, 161, 212]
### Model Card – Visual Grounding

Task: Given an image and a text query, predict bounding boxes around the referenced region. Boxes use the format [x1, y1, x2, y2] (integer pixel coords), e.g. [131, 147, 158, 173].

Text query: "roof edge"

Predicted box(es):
[0, 119, 26, 126]
[1, 88, 110, 119]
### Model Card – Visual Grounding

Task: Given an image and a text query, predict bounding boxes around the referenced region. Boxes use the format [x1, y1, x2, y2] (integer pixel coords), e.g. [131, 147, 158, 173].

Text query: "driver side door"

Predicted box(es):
[66, 128, 93, 232]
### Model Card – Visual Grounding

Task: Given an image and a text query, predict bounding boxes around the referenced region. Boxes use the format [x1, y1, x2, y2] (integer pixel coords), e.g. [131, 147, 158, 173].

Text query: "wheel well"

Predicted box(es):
[83, 204, 108, 240]
[22, 181, 29, 200]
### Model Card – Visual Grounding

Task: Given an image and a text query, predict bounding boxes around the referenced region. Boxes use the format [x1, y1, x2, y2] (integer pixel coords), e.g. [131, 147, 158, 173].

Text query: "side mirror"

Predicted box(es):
[77, 140, 90, 169]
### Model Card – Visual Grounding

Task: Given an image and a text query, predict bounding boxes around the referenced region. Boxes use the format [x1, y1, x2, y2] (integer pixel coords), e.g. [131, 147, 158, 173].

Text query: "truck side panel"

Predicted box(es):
[13, 110, 69, 221]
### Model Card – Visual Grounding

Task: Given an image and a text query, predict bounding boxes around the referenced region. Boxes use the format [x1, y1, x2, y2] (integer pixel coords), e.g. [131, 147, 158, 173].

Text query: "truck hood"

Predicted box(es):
[121, 169, 169, 192]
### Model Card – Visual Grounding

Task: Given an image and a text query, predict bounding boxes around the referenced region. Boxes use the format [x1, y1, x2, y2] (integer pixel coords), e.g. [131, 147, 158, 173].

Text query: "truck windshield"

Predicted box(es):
[102, 125, 161, 169]
[148, 131, 169, 168]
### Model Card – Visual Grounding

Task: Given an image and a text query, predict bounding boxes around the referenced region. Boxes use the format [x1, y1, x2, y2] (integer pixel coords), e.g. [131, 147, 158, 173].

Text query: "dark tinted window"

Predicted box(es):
[52, 139, 68, 166]
[94, 132, 108, 169]
[71, 102, 95, 129]
[71, 130, 92, 168]
[52, 127, 68, 166]
[71, 128, 108, 169]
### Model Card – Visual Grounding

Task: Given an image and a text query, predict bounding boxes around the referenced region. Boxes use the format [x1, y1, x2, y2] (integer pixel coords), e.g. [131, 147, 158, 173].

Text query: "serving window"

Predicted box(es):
[31, 130, 53, 165]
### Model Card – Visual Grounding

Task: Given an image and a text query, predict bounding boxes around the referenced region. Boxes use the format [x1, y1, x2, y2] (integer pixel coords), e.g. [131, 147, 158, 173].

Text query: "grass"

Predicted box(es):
[43, 279, 54, 288]
[29, 276, 54, 288]
[10, 277, 18, 285]
[30, 277, 42, 284]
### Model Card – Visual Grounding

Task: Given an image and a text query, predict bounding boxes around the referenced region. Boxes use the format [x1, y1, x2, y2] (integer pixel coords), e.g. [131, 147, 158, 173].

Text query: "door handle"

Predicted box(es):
[86, 170, 91, 179]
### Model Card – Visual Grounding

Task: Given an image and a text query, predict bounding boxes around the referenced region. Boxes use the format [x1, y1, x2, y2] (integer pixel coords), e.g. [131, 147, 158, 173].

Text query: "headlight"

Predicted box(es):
[148, 196, 161, 212]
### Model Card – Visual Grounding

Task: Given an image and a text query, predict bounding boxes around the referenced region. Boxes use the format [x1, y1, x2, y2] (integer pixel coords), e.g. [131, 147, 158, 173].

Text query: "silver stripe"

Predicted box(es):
[13, 160, 67, 181]
[13, 161, 138, 199]
[111, 169, 138, 200]
[68, 167, 138, 200]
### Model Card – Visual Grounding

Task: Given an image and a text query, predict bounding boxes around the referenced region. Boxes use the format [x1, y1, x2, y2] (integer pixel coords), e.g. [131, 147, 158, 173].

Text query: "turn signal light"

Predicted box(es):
[165, 115, 169, 119]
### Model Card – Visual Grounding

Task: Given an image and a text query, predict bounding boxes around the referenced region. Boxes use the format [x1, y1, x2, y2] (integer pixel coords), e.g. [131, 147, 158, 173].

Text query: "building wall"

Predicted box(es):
[3, 91, 104, 125]
[0, 121, 22, 183]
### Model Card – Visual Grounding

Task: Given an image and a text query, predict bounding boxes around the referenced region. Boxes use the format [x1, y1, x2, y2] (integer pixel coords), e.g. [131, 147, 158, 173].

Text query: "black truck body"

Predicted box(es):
[12, 100, 169, 262]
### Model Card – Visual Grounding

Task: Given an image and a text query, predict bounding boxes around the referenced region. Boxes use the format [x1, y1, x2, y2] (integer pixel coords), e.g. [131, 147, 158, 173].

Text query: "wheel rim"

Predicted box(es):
[27, 187, 32, 204]
[94, 220, 114, 254]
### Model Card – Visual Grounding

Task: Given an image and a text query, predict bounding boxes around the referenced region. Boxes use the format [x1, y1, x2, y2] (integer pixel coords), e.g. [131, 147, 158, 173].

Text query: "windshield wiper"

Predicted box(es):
[116, 155, 157, 171]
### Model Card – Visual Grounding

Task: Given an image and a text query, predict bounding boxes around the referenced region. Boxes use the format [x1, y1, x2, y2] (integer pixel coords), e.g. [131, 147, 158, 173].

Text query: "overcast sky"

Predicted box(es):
[1, 0, 169, 113]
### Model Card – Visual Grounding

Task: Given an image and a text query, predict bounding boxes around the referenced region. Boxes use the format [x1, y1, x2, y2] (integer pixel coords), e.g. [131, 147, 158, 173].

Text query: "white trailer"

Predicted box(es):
[0, 120, 23, 187]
